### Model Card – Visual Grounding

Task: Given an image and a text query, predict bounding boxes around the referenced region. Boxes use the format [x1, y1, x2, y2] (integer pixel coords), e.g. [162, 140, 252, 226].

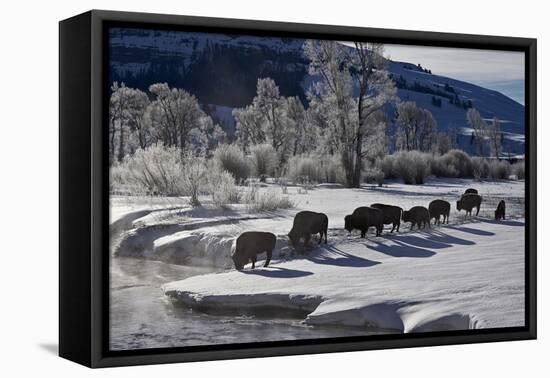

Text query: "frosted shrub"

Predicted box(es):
[512, 161, 525, 180]
[244, 184, 294, 213]
[378, 155, 395, 179]
[471, 157, 490, 180]
[489, 160, 512, 179]
[206, 168, 240, 208]
[243, 184, 259, 204]
[319, 155, 346, 184]
[393, 150, 431, 184]
[109, 163, 133, 194]
[212, 144, 250, 183]
[362, 167, 384, 187]
[181, 156, 207, 207]
[250, 143, 277, 178]
[111, 144, 184, 196]
[287, 155, 319, 184]
[432, 149, 473, 178]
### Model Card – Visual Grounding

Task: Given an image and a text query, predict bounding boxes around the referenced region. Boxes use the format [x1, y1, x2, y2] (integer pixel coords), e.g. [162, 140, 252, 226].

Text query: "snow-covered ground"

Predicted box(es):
[163, 218, 525, 332]
[111, 177, 525, 338]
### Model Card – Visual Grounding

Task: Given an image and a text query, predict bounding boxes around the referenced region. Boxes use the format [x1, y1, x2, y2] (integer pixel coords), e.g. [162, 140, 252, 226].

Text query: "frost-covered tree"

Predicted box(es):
[189, 116, 225, 157]
[395, 102, 437, 152]
[488, 116, 502, 159]
[304, 40, 355, 186]
[253, 78, 291, 155]
[347, 42, 397, 184]
[284, 96, 312, 156]
[418, 110, 437, 152]
[109, 82, 131, 162]
[149, 83, 205, 155]
[145, 83, 223, 157]
[304, 40, 396, 187]
[395, 101, 417, 151]
[234, 78, 295, 162]
[466, 108, 488, 157]
[435, 132, 452, 155]
[305, 92, 333, 154]
[362, 110, 388, 164]
[233, 104, 265, 151]
[124, 87, 150, 151]
[109, 83, 154, 161]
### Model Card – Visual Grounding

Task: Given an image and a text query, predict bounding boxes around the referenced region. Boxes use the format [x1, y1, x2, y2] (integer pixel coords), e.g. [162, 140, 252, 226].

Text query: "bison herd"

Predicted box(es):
[231, 188, 507, 270]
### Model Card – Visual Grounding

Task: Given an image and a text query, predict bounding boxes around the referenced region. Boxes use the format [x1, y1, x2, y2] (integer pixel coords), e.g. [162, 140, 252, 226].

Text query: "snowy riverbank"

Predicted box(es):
[111, 178, 524, 269]
[163, 218, 525, 333]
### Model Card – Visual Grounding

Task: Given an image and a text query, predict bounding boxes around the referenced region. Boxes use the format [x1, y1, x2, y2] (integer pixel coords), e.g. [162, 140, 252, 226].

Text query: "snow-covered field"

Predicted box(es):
[110, 178, 525, 345]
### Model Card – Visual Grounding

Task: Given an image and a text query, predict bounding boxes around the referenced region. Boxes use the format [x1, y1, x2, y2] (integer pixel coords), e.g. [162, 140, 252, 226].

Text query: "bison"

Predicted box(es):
[371, 203, 402, 233]
[464, 188, 478, 195]
[457, 193, 482, 217]
[232, 231, 276, 270]
[428, 199, 451, 225]
[495, 200, 506, 220]
[402, 206, 431, 230]
[288, 211, 328, 249]
[344, 207, 384, 238]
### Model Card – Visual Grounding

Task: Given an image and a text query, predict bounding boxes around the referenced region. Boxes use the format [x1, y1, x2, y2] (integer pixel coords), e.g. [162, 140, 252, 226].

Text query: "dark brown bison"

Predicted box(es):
[402, 206, 431, 230]
[288, 211, 328, 249]
[371, 203, 403, 233]
[428, 199, 451, 225]
[344, 207, 384, 238]
[464, 188, 478, 195]
[457, 193, 482, 216]
[232, 231, 276, 270]
[495, 200, 506, 220]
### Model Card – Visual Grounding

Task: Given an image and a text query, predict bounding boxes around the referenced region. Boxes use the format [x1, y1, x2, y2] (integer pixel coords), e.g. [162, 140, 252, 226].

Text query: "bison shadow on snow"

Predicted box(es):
[446, 225, 495, 236]
[368, 239, 436, 258]
[387, 234, 451, 250]
[240, 266, 314, 278]
[370, 227, 477, 257]
[419, 229, 475, 246]
[306, 245, 381, 268]
[479, 218, 525, 227]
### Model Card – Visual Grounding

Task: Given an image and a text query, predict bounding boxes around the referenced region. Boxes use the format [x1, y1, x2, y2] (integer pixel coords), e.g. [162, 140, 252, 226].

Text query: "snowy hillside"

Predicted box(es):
[109, 28, 525, 155]
[387, 61, 524, 153]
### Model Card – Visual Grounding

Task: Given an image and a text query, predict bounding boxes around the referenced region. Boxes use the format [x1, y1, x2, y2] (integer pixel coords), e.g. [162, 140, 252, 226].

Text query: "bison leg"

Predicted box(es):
[476, 206, 480, 216]
[251, 257, 256, 270]
[396, 222, 400, 232]
[390, 223, 396, 233]
[264, 250, 272, 268]
[361, 229, 366, 238]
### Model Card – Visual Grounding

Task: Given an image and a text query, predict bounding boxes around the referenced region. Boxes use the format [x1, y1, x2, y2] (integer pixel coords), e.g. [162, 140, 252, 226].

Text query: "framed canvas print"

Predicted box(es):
[59, 10, 536, 368]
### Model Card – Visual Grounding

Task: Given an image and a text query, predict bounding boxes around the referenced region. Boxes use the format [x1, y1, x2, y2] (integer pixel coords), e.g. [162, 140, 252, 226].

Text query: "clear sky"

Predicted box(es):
[383, 44, 525, 105]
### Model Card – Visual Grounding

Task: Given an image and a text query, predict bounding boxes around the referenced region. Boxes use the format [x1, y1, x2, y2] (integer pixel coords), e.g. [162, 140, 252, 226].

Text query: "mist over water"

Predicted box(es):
[109, 255, 372, 350]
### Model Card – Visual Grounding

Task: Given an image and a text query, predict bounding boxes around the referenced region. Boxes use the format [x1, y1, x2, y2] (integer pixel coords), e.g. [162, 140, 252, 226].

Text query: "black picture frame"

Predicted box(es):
[59, 9, 537, 368]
